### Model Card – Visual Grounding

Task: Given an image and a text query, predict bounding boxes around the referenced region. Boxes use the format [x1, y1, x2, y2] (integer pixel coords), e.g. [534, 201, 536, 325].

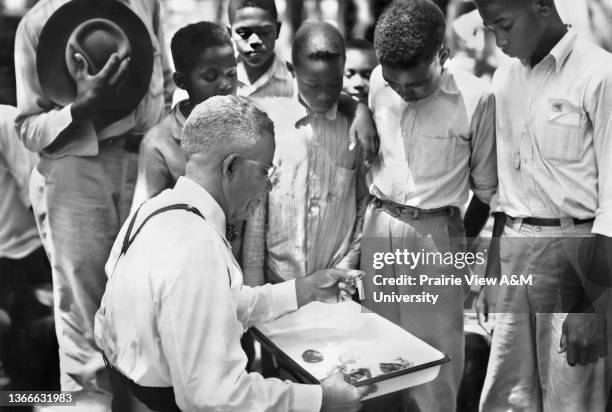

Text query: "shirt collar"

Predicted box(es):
[294, 95, 338, 128]
[438, 67, 460, 95]
[173, 177, 227, 240]
[237, 54, 290, 94]
[170, 100, 188, 142]
[548, 29, 577, 74]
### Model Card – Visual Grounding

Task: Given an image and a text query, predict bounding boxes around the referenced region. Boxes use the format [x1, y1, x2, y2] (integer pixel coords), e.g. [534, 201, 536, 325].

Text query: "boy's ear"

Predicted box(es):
[286, 61, 296, 78]
[535, 0, 554, 16]
[438, 47, 450, 67]
[275, 21, 282, 40]
[173, 72, 187, 90]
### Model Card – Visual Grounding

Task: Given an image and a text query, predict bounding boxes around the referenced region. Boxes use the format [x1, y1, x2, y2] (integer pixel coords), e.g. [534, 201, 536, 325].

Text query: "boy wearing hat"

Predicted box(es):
[242, 21, 368, 307]
[13, 0, 173, 402]
[474, 0, 612, 410]
[131, 21, 237, 209]
[229, 0, 294, 98]
[355, 1, 497, 411]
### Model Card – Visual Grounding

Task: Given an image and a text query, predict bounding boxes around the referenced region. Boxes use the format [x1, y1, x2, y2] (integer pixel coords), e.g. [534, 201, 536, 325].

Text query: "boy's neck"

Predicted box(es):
[529, 21, 568, 67]
[243, 53, 275, 84]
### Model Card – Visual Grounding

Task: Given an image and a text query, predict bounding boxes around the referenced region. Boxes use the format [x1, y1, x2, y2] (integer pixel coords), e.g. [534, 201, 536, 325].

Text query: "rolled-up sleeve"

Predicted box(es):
[14, 16, 98, 157]
[241, 197, 267, 286]
[158, 240, 321, 412]
[469, 92, 497, 204]
[588, 70, 612, 237]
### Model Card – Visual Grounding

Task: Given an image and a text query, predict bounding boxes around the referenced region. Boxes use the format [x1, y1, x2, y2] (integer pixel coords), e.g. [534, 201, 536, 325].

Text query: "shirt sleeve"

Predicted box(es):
[153, 0, 175, 112]
[130, 130, 172, 212]
[236, 280, 298, 328]
[587, 68, 612, 237]
[13, 17, 98, 157]
[157, 240, 322, 412]
[0, 106, 38, 207]
[241, 195, 267, 286]
[469, 92, 498, 204]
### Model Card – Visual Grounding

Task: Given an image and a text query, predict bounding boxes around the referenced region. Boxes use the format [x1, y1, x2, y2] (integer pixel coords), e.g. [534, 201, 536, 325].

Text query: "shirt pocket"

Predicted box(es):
[410, 135, 457, 179]
[540, 98, 585, 161]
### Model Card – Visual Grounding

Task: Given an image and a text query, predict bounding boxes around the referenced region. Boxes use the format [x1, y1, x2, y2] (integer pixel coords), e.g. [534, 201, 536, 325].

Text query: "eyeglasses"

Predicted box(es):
[234, 153, 277, 180]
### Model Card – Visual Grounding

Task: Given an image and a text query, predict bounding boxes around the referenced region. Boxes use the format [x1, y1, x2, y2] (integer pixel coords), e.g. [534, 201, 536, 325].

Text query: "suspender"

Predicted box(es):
[120, 203, 206, 256]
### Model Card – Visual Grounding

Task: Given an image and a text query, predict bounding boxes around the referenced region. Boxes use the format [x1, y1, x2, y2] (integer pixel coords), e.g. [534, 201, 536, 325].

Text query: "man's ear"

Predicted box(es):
[222, 153, 239, 180]
[286, 61, 295, 78]
[536, 0, 554, 17]
[173, 72, 187, 90]
[275, 21, 282, 40]
[439, 47, 451, 67]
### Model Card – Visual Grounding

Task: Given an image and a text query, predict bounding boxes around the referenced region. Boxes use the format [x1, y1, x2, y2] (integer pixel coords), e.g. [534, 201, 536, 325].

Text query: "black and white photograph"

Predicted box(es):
[1, 0, 612, 410]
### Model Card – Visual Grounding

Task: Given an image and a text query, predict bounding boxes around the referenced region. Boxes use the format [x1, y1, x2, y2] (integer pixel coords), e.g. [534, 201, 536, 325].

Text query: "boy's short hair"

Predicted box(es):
[374, 0, 446, 68]
[346, 38, 374, 52]
[292, 21, 346, 65]
[171, 21, 233, 74]
[228, 0, 278, 23]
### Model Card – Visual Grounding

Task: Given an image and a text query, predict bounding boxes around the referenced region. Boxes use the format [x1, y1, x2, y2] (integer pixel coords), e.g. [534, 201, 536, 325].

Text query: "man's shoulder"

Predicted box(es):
[568, 37, 612, 79]
[18, 0, 70, 38]
[142, 113, 179, 149]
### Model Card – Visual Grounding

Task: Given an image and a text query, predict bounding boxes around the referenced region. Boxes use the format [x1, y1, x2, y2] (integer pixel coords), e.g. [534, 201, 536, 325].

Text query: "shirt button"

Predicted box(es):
[401, 129, 408, 138]
[535, 226, 542, 232]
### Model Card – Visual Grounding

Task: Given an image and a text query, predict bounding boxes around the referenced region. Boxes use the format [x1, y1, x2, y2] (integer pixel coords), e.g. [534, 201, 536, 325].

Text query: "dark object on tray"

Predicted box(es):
[344, 368, 371, 384]
[302, 349, 324, 363]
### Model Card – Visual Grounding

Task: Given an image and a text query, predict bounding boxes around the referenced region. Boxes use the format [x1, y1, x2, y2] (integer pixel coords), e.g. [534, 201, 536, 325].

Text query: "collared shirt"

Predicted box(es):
[237, 55, 294, 98]
[14, 0, 174, 158]
[367, 65, 497, 209]
[492, 30, 612, 237]
[131, 100, 187, 212]
[95, 177, 322, 412]
[0, 105, 40, 259]
[242, 97, 368, 286]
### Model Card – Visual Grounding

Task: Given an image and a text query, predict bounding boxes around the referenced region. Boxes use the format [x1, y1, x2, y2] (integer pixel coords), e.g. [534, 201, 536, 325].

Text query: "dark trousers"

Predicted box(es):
[0, 246, 59, 391]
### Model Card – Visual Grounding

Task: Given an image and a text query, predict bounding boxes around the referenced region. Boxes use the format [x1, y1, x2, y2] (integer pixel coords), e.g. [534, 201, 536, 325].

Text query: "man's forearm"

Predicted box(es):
[464, 196, 491, 248]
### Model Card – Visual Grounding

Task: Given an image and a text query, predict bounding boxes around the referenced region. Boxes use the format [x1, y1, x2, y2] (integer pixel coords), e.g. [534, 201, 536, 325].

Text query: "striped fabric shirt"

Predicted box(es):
[237, 55, 294, 98]
[242, 97, 368, 285]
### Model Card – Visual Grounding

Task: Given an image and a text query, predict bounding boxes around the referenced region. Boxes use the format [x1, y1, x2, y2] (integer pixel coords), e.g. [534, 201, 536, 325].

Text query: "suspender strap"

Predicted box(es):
[120, 204, 205, 256]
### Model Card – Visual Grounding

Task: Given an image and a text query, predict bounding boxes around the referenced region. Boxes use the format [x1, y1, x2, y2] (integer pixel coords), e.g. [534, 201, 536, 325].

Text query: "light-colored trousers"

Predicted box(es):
[479, 218, 612, 412]
[30, 141, 137, 397]
[359, 201, 466, 412]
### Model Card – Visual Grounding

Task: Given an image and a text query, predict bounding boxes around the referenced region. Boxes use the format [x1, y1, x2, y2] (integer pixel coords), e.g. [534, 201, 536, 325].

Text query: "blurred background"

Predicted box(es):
[2, 0, 612, 107]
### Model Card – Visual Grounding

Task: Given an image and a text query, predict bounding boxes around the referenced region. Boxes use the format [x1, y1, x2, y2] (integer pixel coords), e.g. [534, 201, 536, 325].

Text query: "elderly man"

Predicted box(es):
[95, 96, 373, 412]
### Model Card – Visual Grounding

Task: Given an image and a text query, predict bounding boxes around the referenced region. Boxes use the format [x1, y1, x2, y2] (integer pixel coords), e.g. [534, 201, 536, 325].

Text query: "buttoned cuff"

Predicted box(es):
[290, 383, 322, 412]
[270, 279, 299, 315]
[592, 211, 612, 237]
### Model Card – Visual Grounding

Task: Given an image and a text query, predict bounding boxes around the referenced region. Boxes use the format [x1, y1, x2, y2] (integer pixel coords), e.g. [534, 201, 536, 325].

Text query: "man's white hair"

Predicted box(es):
[181, 95, 274, 156]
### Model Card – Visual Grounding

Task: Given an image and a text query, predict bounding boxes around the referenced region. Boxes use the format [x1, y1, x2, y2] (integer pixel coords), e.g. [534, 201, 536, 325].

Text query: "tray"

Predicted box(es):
[253, 300, 449, 400]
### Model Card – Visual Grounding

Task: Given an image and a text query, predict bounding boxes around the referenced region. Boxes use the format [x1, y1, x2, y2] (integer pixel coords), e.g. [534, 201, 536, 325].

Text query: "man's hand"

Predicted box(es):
[349, 103, 379, 167]
[295, 269, 365, 307]
[71, 51, 131, 119]
[320, 372, 375, 412]
[561, 312, 607, 366]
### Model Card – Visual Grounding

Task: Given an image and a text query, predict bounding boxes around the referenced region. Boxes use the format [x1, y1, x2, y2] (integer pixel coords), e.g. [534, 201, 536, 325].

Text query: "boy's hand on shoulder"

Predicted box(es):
[349, 103, 379, 167]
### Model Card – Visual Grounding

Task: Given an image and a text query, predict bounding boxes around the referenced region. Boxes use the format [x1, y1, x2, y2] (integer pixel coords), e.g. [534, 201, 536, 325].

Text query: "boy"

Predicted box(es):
[241, 21, 367, 301]
[131, 22, 237, 209]
[343, 39, 378, 104]
[474, 0, 612, 410]
[228, 0, 294, 98]
[357, 1, 497, 411]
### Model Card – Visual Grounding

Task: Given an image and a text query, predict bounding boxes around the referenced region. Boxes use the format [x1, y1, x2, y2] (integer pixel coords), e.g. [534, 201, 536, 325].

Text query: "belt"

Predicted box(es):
[100, 133, 144, 154]
[506, 215, 595, 227]
[372, 197, 458, 220]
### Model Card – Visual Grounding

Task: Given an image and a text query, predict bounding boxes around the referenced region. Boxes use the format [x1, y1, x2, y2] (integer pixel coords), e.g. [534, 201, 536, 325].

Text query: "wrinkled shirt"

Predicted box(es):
[368, 65, 497, 208]
[492, 30, 612, 237]
[0, 105, 40, 259]
[237, 55, 294, 98]
[14, 0, 174, 158]
[131, 100, 187, 211]
[242, 97, 368, 286]
[95, 177, 322, 412]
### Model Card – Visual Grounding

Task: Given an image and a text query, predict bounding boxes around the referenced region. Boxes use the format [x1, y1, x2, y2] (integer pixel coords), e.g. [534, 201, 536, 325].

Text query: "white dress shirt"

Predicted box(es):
[0, 105, 40, 259]
[95, 177, 322, 412]
[492, 30, 612, 237]
[367, 64, 497, 209]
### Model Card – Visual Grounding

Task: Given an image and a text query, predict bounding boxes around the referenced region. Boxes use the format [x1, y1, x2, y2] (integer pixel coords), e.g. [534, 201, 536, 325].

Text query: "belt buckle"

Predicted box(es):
[411, 208, 420, 220]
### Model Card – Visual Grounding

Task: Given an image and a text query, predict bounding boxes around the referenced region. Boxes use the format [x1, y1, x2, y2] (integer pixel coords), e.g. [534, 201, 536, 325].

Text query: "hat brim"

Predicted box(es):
[37, 0, 154, 118]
